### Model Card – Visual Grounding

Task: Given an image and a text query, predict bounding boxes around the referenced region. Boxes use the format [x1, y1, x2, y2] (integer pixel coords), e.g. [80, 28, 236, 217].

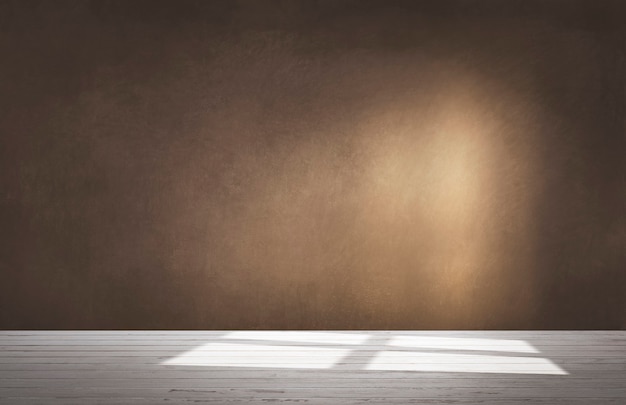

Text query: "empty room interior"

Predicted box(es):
[1, 0, 625, 404]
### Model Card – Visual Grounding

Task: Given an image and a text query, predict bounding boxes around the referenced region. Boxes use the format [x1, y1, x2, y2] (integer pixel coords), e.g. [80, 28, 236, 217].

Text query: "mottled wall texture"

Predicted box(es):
[1, 0, 624, 329]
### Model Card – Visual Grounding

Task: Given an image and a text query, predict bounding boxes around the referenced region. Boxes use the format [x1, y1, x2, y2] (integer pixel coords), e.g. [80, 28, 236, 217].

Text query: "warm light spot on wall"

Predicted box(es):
[356, 75, 500, 319]
[176, 65, 543, 327]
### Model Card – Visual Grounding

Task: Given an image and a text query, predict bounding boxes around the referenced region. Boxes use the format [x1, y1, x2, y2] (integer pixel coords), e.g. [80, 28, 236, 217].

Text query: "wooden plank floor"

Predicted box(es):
[1, 331, 625, 404]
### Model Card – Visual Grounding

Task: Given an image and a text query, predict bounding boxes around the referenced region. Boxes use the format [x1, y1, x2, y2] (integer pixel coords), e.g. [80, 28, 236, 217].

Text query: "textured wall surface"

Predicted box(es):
[1, 0, 624, 329]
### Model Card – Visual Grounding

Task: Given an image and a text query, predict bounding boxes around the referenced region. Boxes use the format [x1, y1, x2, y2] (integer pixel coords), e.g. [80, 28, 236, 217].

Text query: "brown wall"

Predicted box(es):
[1, 0, 624, 329]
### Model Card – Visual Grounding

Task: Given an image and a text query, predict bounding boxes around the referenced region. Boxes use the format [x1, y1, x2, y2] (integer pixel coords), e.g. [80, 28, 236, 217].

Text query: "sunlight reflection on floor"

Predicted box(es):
[162, 331, 568, 375]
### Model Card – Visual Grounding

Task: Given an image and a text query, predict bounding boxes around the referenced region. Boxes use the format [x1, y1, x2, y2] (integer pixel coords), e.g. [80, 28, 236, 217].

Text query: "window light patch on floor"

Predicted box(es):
[387, 335, 539, 353]
[161, 331, 568, 375]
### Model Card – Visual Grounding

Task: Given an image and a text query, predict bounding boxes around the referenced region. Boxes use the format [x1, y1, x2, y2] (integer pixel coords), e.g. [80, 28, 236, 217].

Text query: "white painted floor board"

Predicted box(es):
[1, 331, 625, 404]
